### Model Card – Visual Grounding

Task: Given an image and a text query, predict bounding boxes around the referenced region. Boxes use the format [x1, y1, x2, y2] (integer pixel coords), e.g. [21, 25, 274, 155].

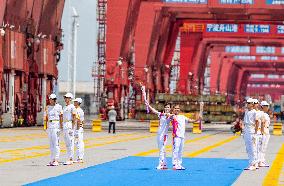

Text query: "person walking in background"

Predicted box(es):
[74, 98, 85, 163]
[108, 106, 117, 134]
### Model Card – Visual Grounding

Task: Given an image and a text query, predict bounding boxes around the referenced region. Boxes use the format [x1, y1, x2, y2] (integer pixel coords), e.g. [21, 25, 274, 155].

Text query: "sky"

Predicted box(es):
[58, 0, 97, 82]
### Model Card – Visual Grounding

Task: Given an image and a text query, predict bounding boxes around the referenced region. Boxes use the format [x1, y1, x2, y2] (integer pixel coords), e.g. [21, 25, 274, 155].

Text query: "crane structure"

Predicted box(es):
[0, 0, 65, 127]
[103, 0, 284, 118]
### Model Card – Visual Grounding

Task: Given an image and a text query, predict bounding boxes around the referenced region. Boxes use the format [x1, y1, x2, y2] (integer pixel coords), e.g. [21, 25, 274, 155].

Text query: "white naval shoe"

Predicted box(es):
[63, 160, 74, 165]
[46, 162, 53, 166]
[259, 162, 269, 167]
[51, 161, 59, 166]
[74, 159, 84, 163]
[46, 161, 59, 166]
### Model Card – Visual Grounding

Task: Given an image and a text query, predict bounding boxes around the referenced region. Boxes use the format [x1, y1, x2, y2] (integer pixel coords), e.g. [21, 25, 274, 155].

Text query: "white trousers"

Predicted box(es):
[63, 128, 75, 160]
[255, 134, 261, 163]
[243, 130, 258, 165]
[47, 128, 60, 161]
[258, 134, 270, 163]
[75, 127, 84, 160]
[172, 137, 184, 166]
[157, 134, 168, 165]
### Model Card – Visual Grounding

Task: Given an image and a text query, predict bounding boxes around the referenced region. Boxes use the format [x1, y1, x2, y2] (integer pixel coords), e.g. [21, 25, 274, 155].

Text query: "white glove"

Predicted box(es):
[56, 129, 61, 136]
[74, 130, 79, 138]
[68, 129, 74, 136]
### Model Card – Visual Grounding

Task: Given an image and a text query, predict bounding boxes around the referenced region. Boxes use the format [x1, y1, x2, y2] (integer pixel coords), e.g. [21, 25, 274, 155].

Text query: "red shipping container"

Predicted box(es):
[3, 30, 25, 71]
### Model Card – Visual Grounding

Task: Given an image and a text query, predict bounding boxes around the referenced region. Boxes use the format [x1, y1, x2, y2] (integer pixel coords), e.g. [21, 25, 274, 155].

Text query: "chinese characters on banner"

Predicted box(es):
[245, 24, 270, 33]
[278, 25, 284, 34]
[206, 24, 284, 35]
[225, 46, 250, 53]
[256, 46, 275, 54]
[220, 0, 253, 4]
[266, 0, 284, 4]
[206, 24, 238, 32]
[164, 0, 207, 3]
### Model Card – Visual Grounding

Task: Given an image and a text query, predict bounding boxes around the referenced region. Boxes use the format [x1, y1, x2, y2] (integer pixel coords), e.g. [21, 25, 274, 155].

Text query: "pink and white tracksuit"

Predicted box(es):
[172, 115, 188, 167]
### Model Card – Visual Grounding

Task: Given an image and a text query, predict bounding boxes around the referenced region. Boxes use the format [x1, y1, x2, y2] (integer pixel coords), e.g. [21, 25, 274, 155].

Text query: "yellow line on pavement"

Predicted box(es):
[135, 133, 218, 156]
[0, 133, 139, 154]
[0, 133, 156, 164]
[184, 136, 239, 157]
[0, 133, 47, 142]
[263, 143, 284, 186]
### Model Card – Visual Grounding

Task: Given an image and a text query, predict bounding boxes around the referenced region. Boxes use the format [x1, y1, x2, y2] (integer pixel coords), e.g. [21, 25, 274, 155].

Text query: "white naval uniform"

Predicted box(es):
[259, 112, 270, 163]
[243, 109, 258, 166]
[172, 115, 189, 167]
[156, 112, 172, 166]
[44, 104, 63, 161]
[255, 110, 264, 163]
[75, 107, 85, 160]
[63, 104, 77, 160]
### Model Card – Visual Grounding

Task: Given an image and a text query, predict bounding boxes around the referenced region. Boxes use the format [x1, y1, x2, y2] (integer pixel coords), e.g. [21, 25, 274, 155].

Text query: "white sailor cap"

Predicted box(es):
[260, 101, 269, 106]
[73, 98, 82, 104]
[64, 92, 73, 99]
[246, 98, 254, 103]
[49, 93, 57, 99]
[253, 99, 259, 104]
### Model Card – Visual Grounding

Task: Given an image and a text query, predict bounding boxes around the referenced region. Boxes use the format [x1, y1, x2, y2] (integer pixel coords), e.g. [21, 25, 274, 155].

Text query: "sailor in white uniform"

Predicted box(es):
[243, 98, 258, 170]
[62, 93, 77, 165]
[74, 98, 85, 163]
[44, 94, 63, 166]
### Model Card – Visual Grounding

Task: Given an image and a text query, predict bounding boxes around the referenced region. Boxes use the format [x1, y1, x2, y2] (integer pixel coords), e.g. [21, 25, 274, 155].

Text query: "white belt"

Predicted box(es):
[48, 120, 59, 123]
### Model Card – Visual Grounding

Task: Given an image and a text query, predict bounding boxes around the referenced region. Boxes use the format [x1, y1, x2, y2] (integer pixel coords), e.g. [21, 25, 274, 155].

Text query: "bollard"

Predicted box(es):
[273, 122, 282, 136]
[92, 119, 102, 132]
[192, 122, 201, 134]
[150, 120, 159, 133]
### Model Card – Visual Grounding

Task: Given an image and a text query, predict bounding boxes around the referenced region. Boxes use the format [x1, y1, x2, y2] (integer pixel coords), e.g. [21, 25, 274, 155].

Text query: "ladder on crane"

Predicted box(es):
[93, 0, 107, 113]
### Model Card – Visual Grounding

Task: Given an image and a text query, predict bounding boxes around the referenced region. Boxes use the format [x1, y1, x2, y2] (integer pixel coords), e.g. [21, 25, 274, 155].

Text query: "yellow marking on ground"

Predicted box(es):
[135, 133, 218, 156]
[0, 133, 139, 154]
[0, 133, 47, 142]
[0, 133, 156, 164]
[263, 143, 284, 186]
[184, 136, 239, 157]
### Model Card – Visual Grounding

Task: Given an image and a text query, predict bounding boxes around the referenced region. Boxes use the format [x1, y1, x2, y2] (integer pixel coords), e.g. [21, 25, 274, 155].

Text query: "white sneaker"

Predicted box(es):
[46, 162, 53, 166]
[63, 160, 73, 165]
[259, 162, 269, 167]
[244, 165, 257, 170]
[156, 164, 167, 170]
[173, 165, 186, 170]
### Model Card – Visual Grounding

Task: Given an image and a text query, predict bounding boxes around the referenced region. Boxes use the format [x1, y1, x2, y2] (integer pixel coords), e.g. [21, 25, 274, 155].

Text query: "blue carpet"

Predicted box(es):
[26, 157, 247, 186]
